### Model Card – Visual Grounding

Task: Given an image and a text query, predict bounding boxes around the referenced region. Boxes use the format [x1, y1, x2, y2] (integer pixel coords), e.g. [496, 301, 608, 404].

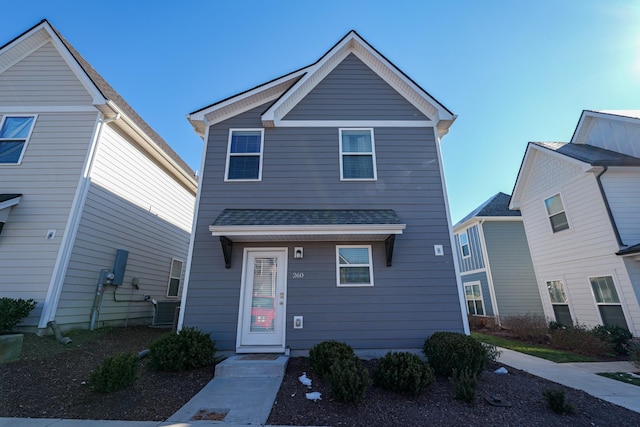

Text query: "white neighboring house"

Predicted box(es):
[510, 110, 640, 336]
[0, 20, 197, 332]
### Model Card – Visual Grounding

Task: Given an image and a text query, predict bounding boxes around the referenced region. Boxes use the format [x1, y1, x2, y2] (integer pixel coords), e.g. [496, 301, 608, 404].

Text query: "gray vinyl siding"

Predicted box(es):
[0, 42, 93, 105]
[460, 271, 493, 316]
[184, 102, 464, 351]
[454, 224, 485, 272]
[482, 221, 544, 317]
[285, 54, 428, 121]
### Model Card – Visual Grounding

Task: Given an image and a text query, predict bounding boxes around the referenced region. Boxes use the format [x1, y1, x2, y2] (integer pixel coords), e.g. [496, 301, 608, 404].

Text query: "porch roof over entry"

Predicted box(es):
[0, 194, 21, 235]
[210, 209, 405, 241]
[210, 209, 406, 268]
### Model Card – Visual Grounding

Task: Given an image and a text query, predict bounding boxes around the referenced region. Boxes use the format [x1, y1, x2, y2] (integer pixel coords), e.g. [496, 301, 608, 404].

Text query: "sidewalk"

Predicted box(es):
[497, 347, 640, 413]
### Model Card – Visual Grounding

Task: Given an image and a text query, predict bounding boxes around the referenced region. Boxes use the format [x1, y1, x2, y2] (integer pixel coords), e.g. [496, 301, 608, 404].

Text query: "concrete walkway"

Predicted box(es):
[1, 350, 639, 426]
[497, 347, 640, 413]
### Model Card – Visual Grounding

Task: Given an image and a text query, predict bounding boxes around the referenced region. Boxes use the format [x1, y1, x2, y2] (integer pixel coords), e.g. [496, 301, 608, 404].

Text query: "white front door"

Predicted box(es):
[237, 248, 287, 352]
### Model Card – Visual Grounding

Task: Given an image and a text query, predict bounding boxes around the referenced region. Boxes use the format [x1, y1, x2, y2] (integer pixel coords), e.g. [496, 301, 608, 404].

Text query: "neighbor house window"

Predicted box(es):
[464, 282, 484, 315]
[0, 115, 36, 164]
[225, 129, 264, 181]
[166, 259, 184, 297]
[339, 128, 376, 180]
[459, 231, 471, 258]
[589, 276, 629, 330]
[544, 194, 569, 232]
[336, 245, 374, 286]
[546, 280, 573, 326]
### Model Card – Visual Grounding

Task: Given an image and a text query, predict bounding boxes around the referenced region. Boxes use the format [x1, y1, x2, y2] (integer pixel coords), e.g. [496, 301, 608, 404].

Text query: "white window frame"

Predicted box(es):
[224, 128, 264, 181]
[589, 275, 628, 328]
[544, 193, 570, 233]
[166, 258, 184, 298]
[339, 128, 377, 181]
[464, 281, 485, 316]
[0, 114, 37, 165]
[336, 245, 374, 287]
[459, 230, 471, 259]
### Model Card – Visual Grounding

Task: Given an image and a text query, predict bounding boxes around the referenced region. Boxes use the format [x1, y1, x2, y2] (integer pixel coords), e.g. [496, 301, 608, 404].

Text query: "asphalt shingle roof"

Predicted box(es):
[534, 142, 640, 166]
[0, 194, 21, 204]
[455, 192, 519, 226]
[211, 209, 402, 227]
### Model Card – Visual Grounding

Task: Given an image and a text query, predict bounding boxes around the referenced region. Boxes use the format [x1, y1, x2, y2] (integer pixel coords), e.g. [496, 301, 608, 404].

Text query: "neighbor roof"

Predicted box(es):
[455, 192, 520, 228]
[533, 141, 640, 166]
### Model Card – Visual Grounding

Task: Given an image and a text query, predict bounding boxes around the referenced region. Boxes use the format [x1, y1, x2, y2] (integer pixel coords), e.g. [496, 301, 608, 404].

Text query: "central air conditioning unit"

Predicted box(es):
[153, 301, 180, 327]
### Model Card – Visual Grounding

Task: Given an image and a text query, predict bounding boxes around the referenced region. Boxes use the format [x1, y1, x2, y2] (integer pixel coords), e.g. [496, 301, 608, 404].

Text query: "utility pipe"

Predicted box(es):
[47, 320, 72, 345]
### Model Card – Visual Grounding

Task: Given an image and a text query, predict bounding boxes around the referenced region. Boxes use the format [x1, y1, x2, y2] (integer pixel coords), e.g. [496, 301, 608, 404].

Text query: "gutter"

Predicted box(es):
[595, 166, 624, 247]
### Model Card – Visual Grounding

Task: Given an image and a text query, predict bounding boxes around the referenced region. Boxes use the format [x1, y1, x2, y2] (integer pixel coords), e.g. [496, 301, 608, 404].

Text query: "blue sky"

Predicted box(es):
[1, 1, 639, 223]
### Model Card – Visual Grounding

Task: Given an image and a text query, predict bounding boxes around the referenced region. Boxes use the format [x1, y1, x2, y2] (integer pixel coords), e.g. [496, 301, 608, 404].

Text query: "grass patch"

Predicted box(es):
[472, 332, 597, 363]
[597, 372, 640, 387]
[21, 327, 114, 360]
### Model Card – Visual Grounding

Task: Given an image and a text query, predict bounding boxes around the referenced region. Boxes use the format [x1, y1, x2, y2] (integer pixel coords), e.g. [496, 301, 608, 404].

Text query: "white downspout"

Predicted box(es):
[38, 113, 119, 328]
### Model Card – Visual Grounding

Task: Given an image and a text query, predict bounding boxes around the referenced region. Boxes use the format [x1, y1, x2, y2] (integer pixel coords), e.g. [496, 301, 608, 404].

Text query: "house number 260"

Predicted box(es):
[292, 272, 304, 279]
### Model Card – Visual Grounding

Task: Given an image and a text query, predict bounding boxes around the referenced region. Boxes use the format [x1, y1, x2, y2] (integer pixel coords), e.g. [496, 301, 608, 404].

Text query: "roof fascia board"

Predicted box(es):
[38, 22, 106, 105]
[187, 70, 308, 133]
[262, 32, 455, 130]
[0, 195, 21, 210]
[209, 223, 406, 236]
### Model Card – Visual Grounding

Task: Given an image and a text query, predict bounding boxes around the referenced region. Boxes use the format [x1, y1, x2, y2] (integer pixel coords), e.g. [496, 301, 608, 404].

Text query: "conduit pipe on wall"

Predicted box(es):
[47, 320, 72, 345]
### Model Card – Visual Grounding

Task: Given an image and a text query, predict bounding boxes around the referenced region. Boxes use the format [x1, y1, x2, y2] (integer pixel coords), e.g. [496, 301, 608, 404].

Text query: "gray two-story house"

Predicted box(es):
[179, 31, 467, 354]
[454, 193, 543, 322]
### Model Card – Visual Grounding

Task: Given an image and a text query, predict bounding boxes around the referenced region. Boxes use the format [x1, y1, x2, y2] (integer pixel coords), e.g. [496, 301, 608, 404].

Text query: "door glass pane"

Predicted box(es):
[250, 257, 277, 332]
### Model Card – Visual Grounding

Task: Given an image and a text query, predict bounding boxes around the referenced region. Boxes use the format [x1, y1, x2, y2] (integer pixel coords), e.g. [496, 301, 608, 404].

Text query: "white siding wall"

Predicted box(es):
[582, 116, 640, 158]
[56, 124, 195, 328]
[520, 153, 640, 335]
[0, 42, 92, 106]
[0, 112, 97, 324]
[601, 169, 640, 245]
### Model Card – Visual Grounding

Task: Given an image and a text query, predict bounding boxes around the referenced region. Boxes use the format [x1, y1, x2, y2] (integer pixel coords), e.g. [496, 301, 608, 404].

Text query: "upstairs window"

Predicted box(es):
[544, 194, 569, 233]
[339, 128, 377, 180]
[336, 245, 374, 287]
[0, 115, 36, 164]
[225, 129, 264, 181]
[459, 231, 471, 258]
[167, 259, 184, 298]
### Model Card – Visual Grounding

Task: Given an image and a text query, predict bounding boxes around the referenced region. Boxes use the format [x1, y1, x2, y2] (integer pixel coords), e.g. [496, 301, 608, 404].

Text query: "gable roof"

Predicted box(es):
[188, 30, 455, 137]
[0, 20, 197, 192]
[533, 141, 640, 166]
[454, 192, 520, 229]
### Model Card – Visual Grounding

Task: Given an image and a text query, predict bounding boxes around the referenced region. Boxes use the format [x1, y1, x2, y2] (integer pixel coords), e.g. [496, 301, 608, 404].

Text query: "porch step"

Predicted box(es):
[215, 354, 289, 378]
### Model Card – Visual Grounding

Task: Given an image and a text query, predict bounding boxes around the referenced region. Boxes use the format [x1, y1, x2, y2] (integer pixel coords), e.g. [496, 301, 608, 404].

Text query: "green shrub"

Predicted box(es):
[327, 357, 371, 403]
[549, 324, 611, 357]
[308, 340, 356, 378]
[149, 327, 216, 371]
[450, 367, 478, 403]
[0, 298, 37, 332]
[591, 325, 633, 355]
[373, 352, 434, 396]
[542, 389, 574, 414]
[548, 320, 565, 330]
[501, 314, 548, 342]
[423, 332, 488, 376]
[90, 352, 138, 393]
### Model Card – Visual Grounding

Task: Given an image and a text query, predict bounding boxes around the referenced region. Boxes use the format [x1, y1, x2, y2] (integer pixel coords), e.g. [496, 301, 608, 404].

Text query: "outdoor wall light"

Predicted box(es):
[294, 247, 304, 259]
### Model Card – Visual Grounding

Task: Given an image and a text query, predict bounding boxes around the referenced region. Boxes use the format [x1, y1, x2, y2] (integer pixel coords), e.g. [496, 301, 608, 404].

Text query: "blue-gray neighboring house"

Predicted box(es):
[178, 31, 468, 354]
[453, 192, 544, 321]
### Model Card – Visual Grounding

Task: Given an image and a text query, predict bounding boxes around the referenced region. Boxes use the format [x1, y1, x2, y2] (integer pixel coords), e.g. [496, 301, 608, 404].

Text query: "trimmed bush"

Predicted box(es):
[542, 389, 574, 414]
[373, 352, 434, 396]
[450, 367, 478, 403]
[0, 298, 37, 333]
[149, 327, 216, 371]
[327, 357, 371, 403]
[591, 325, 633, 355]
[423, 332, 488, 376]
[308, 340, 356, 378]
[90, 352, 138, 393]
[549, 324, 611, 357]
